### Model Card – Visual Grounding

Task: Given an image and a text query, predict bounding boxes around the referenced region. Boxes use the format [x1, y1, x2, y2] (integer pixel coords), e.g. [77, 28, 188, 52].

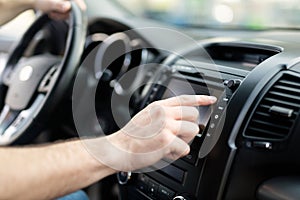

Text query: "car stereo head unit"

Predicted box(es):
[142, 65, 231, 159]
[125, 61, 246, 200]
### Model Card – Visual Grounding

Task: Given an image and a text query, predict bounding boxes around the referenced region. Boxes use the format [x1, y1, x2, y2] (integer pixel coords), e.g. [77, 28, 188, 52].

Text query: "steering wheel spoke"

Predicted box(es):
[38, 65, 59, 93]
[1, 68, 13, 86]
[0, 105, 19, 136]
[0, 95, 45, 145]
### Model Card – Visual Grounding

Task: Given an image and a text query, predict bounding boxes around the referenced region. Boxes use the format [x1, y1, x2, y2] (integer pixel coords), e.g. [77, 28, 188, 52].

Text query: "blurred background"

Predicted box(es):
[115, 0, 300, 29]
[2, 0, 300, 39]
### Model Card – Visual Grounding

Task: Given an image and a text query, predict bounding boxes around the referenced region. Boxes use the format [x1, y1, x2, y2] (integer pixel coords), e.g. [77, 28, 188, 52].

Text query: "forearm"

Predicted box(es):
[0, 0, 34, 25]
[0, 138, 116, 200]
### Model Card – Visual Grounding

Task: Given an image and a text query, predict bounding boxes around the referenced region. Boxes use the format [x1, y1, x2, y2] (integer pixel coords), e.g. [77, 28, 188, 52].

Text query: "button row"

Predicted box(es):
[198, 94, 228, 158]
[137, 175, 175, 200]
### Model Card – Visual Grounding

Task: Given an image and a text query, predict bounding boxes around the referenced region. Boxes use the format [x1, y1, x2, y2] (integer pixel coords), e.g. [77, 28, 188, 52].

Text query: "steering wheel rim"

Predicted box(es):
[0, 2, 87, 145]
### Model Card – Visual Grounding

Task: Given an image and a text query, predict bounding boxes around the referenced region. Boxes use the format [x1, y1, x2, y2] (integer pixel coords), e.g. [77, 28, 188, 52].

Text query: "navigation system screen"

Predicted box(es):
[162, 78, 215, 135]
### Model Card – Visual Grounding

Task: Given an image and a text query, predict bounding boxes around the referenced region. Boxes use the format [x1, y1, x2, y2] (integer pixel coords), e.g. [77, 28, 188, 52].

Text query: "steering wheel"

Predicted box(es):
[0, 2, 87, 145]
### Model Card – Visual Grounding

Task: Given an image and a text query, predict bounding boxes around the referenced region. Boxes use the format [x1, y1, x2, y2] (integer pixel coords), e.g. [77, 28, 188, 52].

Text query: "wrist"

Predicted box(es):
[82, 137, 120, 174]
[14, 0, 35, 10]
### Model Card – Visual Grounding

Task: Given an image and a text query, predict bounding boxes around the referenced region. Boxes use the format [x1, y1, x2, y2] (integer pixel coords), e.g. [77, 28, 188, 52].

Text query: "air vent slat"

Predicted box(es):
[259, 104, 271, 110]
[253, 113, 294, 127]
[244, 74, 300, 141]
[251, 119, 290, 131]
[278, 80, 300, 89]
[247, 127, 286, 139]
[268, 91, 300, 103]
[273, 85, 300, 95]
[264, 97, 300, 109]
[255, 111, 270, 117]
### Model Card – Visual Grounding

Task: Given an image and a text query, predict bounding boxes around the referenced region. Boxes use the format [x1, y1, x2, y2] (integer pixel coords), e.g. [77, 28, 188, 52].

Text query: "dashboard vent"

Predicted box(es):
[244, 74, 300, 141]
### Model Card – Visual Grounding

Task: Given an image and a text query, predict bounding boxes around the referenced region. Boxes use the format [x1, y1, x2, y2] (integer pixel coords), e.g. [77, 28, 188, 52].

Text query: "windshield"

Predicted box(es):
[115, 0, 300, 29]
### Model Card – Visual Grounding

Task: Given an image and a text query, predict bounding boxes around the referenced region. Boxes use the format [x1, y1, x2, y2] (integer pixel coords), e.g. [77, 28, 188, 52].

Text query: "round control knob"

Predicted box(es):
[226, 79, 242, 90]
[173, 193, 195, 200]
[117, 171, 132, 185]
[173, 196, 187, 200]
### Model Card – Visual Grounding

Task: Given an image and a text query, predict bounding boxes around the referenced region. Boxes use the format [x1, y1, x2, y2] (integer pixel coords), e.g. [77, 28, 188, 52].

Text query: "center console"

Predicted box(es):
[118, 41, 281, 200]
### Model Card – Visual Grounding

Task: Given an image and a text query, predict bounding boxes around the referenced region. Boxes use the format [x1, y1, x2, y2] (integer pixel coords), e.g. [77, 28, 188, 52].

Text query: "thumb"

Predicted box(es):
[51, 0, 71, 13]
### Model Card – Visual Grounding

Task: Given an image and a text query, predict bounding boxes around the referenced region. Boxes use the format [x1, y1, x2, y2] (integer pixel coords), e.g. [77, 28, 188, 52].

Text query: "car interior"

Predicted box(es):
[0, 0, 300, 200]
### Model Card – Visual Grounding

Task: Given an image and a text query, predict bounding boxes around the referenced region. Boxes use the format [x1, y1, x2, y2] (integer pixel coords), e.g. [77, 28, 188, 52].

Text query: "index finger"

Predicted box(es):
[159, 95, 217, 107]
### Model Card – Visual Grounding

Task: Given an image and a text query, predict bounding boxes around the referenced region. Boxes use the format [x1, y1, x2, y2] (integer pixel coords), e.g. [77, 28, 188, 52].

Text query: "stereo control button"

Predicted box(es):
[222, 97, 229, 102]
[226, 79, 242, 90]
[182, 150, 197, 165]
[158, 185, 175, 200]
[148, 181, 158, 198]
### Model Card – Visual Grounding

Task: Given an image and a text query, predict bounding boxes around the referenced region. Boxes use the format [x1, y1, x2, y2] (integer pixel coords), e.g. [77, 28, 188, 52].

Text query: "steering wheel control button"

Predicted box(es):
[12, 116, 25, 128]
[38, 66, 58, 93]
[5, 55, 60, 110]
[19, 66, 33, 82]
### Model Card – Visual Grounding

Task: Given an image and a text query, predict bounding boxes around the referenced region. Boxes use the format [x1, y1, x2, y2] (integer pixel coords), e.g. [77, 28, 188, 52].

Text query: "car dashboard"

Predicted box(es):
[75, 17, 300, 200]
[1, 12, 300, 200]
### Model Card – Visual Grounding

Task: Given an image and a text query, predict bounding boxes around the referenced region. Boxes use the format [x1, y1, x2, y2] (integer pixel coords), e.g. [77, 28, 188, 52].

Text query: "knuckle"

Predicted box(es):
[198, 95, 211, 104]
[179, 95, 191, 103]
[166, 143, 190, 160]
[149, 101, 159, 107]
[193, 124, 200, 135]
[198, 95, 205, 102]
[147, 101, 160, 110]
[158, 131, 172, 146]
[53, 2, 61, 10]
[149, 103, 165, 118]
[191, 123, 200, 135]
[190, 107, 199, 120]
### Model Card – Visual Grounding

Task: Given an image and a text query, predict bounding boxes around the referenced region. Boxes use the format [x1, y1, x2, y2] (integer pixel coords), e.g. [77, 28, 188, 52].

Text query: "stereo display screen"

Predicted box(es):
[162, 78, 216, 135]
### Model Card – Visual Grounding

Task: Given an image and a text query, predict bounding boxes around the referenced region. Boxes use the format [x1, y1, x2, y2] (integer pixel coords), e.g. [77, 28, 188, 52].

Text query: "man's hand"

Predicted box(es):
[34, 0, 87, 20]
[0, 95, 216, 199]
[93, 95, 217, 172]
